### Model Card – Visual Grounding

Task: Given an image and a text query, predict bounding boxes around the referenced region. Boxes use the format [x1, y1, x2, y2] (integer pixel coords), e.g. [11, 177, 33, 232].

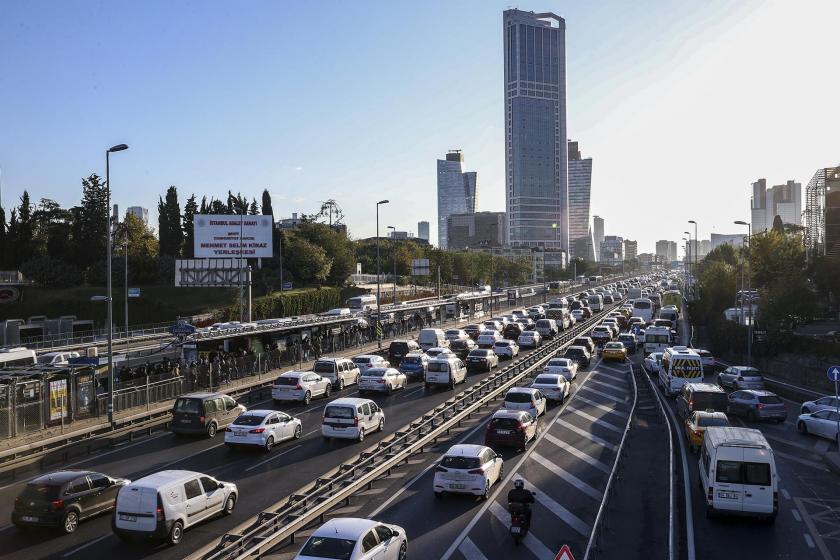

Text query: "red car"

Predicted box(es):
[484, 409, 537, 451]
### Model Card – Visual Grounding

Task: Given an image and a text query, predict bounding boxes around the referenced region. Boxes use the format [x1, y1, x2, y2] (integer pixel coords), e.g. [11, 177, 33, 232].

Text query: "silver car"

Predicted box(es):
[727, 390, 787, 422]
[717, 366, 765, 390]
[797, 409, 840, 442]
[271, 371, 332, 404]
[800, 396, 840, 415]
[359, 367, 407, 395]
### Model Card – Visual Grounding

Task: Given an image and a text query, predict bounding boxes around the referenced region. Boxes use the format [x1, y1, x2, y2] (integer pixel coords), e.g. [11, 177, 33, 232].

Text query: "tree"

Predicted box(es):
[248, 198, 259, 215]
[157, 186, 183, 257]
[182, 194, 198, 259]
[77, 173, 109, 270]
[14, 191, 35, 265]
[296, 222, 355, 286]
[0, 206, 6, 268]
[115, 213, 160, 284]
[772, 214, 784, 233]
[261, 189, 273, 218]
[284, 233, 331, 285]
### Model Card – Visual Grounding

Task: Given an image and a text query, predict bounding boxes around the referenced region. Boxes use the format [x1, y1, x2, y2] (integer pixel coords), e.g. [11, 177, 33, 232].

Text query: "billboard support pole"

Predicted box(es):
[247, 266, 253, 322]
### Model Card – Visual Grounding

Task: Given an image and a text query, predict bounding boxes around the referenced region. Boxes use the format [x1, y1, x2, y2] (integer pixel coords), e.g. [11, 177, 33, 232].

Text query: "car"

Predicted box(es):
[463, 324, 483, 340]
[449, 338, 477, 360]
[800, 396, 840, 415]
[321, 398, 385, 442]
[503, 322, 524, 340]
[397, 351, 429, 380]
[112, 470, 236, 545]
[425, 347, 454, 360]
[531, 373, 570, 402]
[465, 348, 499, 372]
[481, 320, 503, 333]
[433, 444, 503, 499]
[387, 340, 420, 366]
[493, 339, 520, 359]
[352, 355, 390, 374]
[718, 366, 765, 390]
[590, 326, 613, 345]
[600, 320, 620, 337]
[580, 306, 593, 319]
[224, 409, 302, 451]
[797, 409, 840, 443]
[477, 331, 502, 349]
[517, 330, 542, 349]
[617, 333, 637, 353]
[727, 390, 788, 422]
[643, 352, 663, 374]
[535, 319, 558, 339]
[695, 349, 715, 368]
[294, 517, 407, 560]
[563, 345, 591, 368]
[313, 358, 361, 390]
[502, 387, 547, 418]
[37, 351, 81, 365]
[602, 342, 628, 362]
[572, 336, 596, 356]
[683, 411, 731, 453]
[542, 357, 578, 381]
[675, 383, 728, 419]
[484, 409, 537, 450]
[425, 356, 467, 389]
[445, 329, 469, 342]
[359, 367, 407, 395]
[12, 470, 129, 533]
[570, 309, 585, 322]
[272, 371, 333, 404]
[171, 393, 246, 438]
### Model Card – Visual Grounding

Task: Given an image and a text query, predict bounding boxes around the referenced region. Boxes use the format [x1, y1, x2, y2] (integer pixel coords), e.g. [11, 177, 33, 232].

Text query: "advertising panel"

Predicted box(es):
[194, 214, 274, 258]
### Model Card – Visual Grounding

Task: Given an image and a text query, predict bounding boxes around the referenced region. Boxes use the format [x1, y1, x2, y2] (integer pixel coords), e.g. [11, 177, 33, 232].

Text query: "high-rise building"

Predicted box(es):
[593, 215, 604, 260]
[804, 165, 840, 257]
[503, 10, 568, 252]
[417, 221, 430, 242]
[751, 178, 802, 233]
[568, 141, 592, 258]
[623, 239, 638, 261]
[437, 150, 477, 249]
[447, 212, 506, 250]
[600, 236, 624, 265]
[388, 231, 413, 240]
[126, 206, 149, 225]
[572, 226, 596, 262]
[655, 239, 678, 262]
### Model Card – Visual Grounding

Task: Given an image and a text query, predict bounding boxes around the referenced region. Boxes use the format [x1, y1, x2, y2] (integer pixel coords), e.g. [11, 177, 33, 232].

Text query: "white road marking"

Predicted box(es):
[566, 406, 624, 433]
[531, 452, 603, 500]
[804, 533, 816, 549]
[792, 508, 802, 522]
[518, 474, 592, 536]
[543, 433, 610, 473]
[396, 386, 425, 399]
[488, 501, 558, 558]
[579, 384, 627, 403]
[773, 450, 829, 472]
[141, 441, 225, 476]
[597, 363, 630, 375]
[457, 537, 489, 560]
[761, 432, 825, 454]
[244, 444, 303, 472]
[555, 418, 617, 451]
[61, 533, 112, 557]
[781, 488, 791, 500]
[573, 394, 628, 418]
[587, 377, 629, 395]
[813, 439, 830, 453]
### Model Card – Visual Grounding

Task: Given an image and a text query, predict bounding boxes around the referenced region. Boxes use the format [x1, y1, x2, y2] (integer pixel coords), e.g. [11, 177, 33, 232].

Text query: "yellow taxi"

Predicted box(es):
[602, 342, 628, 362]
[684, 410, 730, 453]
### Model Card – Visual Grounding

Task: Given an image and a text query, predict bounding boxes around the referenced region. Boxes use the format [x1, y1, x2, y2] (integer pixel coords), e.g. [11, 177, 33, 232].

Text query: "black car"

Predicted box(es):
[569, 300, 582, 311]
[563, 346, 591, 368]
[503, 322, 523, 341]
[12, 470, 129, 533]
[463, 324, 482, 340]
[171, 392, 246, 437]
[388, 339, 420, 366]
[450, 338, 477, 360]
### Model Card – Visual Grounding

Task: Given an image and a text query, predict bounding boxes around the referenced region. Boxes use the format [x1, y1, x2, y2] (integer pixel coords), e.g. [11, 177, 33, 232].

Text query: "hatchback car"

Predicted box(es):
[359, 367, 407, 395]
[718, 366, 765, 390]
[695, 349, 715, 369]
[465, 348, 498, 373]
[503, 322, 524, 340]
[397, 351, 429, 380]
[445, 329, 469, 342]
[387, 340, 420, 367]
[643, 352, 663, 374]
[797, 409, 840, 443]
[727, 390, 787, 422]
[12, 471, 129, 533]
[224, 409, 302, 451]
[484, 410, 537, 451]
[463, 324, 482, 340]
[563, 345, 592, 368]
[433, 444, 503, 499]
[602, 342, 628, 362]
[503, 387, 546, 418]
[570, 309, 585, 322]
[493, 340, 520, 359]
[476, 331, 502, 349]
[531, 373, 570, 402]
[590, 326, 613, 345]
[542, 357, 578, 381]
[171, 393, 246, 438]
[617, 334, 637, 353]
[517, 330, 542, 349]
[294, 517, 407, 560]
[352, 355, 390, 374]
[449, 338, 477, 360]
[272, 371, 333, 405]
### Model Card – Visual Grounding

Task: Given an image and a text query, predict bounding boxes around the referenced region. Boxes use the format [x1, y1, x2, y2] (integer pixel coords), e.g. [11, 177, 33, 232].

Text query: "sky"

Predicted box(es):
[2, 0, 839, 256]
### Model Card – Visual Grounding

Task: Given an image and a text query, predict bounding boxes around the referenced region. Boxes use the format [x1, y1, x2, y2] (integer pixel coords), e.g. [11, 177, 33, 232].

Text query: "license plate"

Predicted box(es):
[511, 526, 521, 534]
[450, 483, 466, 489]
[497, 430, 512, 435]
[179, 418, 191, 423]
[21, 516, 38, 522]
[235, 431, 246, 437]
[332, 425, 345, 430]
[119, 514, 137, 522]
[718, 491, 739, 499]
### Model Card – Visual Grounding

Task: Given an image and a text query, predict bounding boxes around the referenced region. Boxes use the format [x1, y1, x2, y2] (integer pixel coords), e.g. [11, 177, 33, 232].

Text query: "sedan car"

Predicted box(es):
[294, 517, 407, 560]
[517, 330, 542, 349]
[797, 409, 840, 443]
[224, 409, 302, 451]
[359, 367, 407, 395]
[425, 347, 454, 360]
[272, 371, 332, 405]
[542, 357, 578, 381]
[800, 396, 840, 415]
[463, 324, 482, 340]
[531, 373, 570, 402]
[683, 411, 730, 453]
[465, 348, 498, 372]
[493, 340, 520, 360]
[352, 355, 390, 374]
[12, 470, 129, 533]
[718, 366, 765, 390]
[695, 349, 715, 369]
[484, 409, 537, 450]
[643, 352, 663, 374]
[727, 390, 788, 422]
[502, 387, 547, 418]
[602, 342, 628, 362]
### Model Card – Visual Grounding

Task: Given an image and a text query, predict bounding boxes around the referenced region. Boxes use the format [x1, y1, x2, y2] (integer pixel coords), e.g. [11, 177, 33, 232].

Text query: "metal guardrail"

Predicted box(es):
[187, 303, 621, 560]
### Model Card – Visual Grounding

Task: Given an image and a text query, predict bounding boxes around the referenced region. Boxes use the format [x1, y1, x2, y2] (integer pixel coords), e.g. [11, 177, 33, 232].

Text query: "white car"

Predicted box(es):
[425, 347, 454, 360]
[531, 373, 570, 402]
[517, 330, 542, 349]
[797, 409, 840, 443]
[695, 349, 715, 368]
[493, 340, 519, 359]
[321, 398, 385, 442]
[477, 331, 502, 348]
[570, 309, 585, 322]
[433, 444, 504, 499]
[224, 409, 302, 452]
[352, 355, 390, 374]
[542, 357, 578, 381]
[444, 329, 469, 341]
[643, 352, 663, 374]
[37, 351, 81, 365]
[503, 387, 547, 418]
[294, 517, 407, 560]
[272, 371, 332, 405]
[359, 367, 407, 395]
[800, 396, 840, 415]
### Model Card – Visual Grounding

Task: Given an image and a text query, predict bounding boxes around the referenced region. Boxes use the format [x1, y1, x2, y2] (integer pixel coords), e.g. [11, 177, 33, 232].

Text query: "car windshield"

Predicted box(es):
[299, 536, 357, 559]
[232, 414, 265, 426]
[21, 484, 61, 502]
[758, 395, 782, 404]
[324, 406, 354, 419]
[313, 362, 336, 373]
[364, 369, 386, 377]
[565, 349, 583, 356]
[505, 392, 533, 403]
[174, 398, 201, 414]
[534, 375, 559, 385]
[698, 416, 729, 427]
[441, 456, 481, 469]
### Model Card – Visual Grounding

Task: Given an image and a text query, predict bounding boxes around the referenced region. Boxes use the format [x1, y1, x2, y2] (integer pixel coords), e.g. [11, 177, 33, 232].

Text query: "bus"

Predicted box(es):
[661, 290, 682, 310]
[632, 298, 654, 323]
[643, 326, 671, 353]
[0, 347, 37, 368]
[346, 294, 377, 312]
[659, 346, 704, 396]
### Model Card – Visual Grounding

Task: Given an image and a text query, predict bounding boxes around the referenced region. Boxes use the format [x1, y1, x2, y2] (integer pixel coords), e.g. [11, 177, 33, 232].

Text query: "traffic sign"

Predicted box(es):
[555, 544, 576, 560]
[169, 321, 197, 337]
[128, 287, 141, 298]
[828, 366, 840, 382]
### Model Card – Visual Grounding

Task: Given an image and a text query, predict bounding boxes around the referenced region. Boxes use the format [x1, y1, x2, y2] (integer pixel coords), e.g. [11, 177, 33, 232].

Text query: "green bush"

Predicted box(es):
[215, 287, 343, 321]
[20, 256, 84, 288]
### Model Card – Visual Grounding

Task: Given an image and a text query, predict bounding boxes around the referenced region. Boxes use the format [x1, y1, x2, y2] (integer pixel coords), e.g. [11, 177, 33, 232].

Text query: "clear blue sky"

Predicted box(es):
[2, 0, 838, 254]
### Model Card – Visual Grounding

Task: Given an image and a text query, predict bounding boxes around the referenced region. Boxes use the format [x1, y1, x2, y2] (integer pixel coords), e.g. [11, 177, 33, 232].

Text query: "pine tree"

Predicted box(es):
[261, 189, 273, 218]
[78, 174, 108, 270]
[158, 186, 183, 257]
[200, 196, 208, 214]
[0, 206, 6, 268]
[182, 194, 198, 259]
[248, 198, 259, 215]
[7, 209, 19, 268]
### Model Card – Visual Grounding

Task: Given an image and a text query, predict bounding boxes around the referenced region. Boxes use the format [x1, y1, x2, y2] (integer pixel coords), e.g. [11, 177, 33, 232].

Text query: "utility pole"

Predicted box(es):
[124, 240, 129, 351]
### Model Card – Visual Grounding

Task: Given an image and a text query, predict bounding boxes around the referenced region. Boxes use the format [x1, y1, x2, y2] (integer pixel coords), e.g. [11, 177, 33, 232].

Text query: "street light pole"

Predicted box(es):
[735, 220, 752, 365]
[105, 143, 128, 426]
[375, 200, 389, 349]
[689, 220, 698, 273]
[124, 240, 129, 352]
[387, 226, 397, 305]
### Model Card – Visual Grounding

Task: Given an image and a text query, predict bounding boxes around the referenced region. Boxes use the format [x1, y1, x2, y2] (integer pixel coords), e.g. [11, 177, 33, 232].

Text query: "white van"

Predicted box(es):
[587, 294, 604, 312]
[112, 470, 237, 545]
[313, 357, 360, 390]
[659, 346, 704, 396]
[320, 397, 384, 442]
[632, 298, 654, 323]
[699, 427, 777, 521]
[425, 357, 467, 390]
[418, 328, 448, 351]
[643, 326, 671, 354]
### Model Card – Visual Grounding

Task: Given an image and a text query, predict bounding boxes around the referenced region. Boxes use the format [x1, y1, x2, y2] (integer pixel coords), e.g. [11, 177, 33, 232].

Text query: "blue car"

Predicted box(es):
[398, 351, 429, 380]
[617, 334, 637, 353]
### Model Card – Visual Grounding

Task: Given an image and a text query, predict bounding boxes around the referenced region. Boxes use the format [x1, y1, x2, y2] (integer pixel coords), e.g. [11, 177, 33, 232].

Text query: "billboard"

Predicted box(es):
[194, 214, 274, 258]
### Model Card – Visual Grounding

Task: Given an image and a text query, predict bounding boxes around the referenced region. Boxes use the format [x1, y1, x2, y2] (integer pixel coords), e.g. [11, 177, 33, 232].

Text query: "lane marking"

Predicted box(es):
[531, 451, 603, 500]
[597, 363, 631, 375]
[804, 534, 816, 549]
[565, 406, 624, 433]
[544, 433, 611, 473]
[573, 394, 629, 418]
[792, 508, 802, 522]
[518, 474, 592, 536]
[488, 500, 559, 557]
[244, 444, 303, 472]
[396, 386, 425, 400]
[141, 441, 225, 476]
[555, 418, 617, 451]
[773, 450, 829, 472]
[813, 439, 830, 453]
[579, 384, 627, 403]
[781, 488, 791, 500]
[457, 537, 489, 560]
[587, 377, 630, 396]
[61, 533, 112, 557]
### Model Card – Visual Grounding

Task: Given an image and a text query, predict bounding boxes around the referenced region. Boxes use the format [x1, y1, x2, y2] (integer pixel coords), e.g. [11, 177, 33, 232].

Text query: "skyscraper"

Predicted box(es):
[417, 221, 430, 242]
[568, 140, 592, 258]
[804, 165, 840, 257]
[437, 150, 477, 249]
[503, 10, 568, 251]
[126, 206, 149, 225]
[751, 178, 802, 233]
[593, 215, 604, 261]
[623, 239, 638, 261]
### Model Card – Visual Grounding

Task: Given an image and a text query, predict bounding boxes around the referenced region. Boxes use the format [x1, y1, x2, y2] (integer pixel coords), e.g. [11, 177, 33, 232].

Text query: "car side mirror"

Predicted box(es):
[218, 482, 225, 490]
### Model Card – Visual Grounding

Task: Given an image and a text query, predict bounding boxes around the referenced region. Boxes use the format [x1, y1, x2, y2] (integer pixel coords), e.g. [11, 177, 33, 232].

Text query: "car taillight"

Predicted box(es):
[468, 468, 486, 475]
[199, 416, 205, 424]
[50, 499, 64, 511]
[354, 417, 359, 426]
[249, 428, 265, 433]
[377, 379, 385, 383]
[295, 384, 302, 390]
[156, 506, 164, 521]
[707, 486, 714, 502]
[516, 422, 525, 432]
[756, 403, 764, 410]
[688, 400, 694, 409]
[693, 430, 702, 437]
[224, 427, 232, 432]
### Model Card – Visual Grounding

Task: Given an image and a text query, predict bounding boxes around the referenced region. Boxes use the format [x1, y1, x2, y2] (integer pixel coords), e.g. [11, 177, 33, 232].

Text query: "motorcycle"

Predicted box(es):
[508, 502, 530, 544]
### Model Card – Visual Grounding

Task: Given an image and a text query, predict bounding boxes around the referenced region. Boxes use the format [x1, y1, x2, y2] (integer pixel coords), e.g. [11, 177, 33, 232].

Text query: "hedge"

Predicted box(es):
[216, 287, 344, 321]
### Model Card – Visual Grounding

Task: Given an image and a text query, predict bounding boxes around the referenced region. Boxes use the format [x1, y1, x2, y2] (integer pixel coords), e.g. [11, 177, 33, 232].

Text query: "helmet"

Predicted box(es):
[514, 479, 525, 490]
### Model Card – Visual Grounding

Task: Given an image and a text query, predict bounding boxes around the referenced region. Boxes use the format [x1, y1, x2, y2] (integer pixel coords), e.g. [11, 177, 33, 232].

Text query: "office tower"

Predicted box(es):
[126, 206, 149, 225]
[417, 221, 430, 242]
[572, 226, 596, 262]
[593, 215, 604, 260]
[656, 239, 678, 263]
[623, 239, 638, 261]
[804, 165, 840, 257]
[568, 141, 592, 258]
[437, 150, 477, 249]
[503, 9, 568, 251]
[447, 212, 506, 250]
[751, 178, 802, 233]
[600, 236, 624, 265]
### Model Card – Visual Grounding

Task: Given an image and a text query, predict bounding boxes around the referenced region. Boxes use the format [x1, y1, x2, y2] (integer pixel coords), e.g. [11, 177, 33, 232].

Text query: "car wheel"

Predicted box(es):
[61, 510, 79, 534]
[378, 418, 385, 432]
[434, 491, 444, 499]
[207, 423, 218, 438]
[223, 494, 236, 515]
[358, 428, 365, 442]
[480, 480, 490, 500]
[264, 436, 274, 453]
[294, 424, 302, 439]
[168, 520, 184, 546]
[324, 384, 332, 397]
[798, 421, 808, 434]
[387, 384, 393, 395]
[303, 391, 312, 405]
[398, 540, 407, 560]
[338, 379, 345, 391]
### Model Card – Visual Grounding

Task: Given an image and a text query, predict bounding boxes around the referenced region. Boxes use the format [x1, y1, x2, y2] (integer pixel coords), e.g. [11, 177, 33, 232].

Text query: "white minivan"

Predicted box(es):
[699, 427, 778, 521]
[418, 328, 448, 351]
[320, 398, 385, 442]
[424, 357, 467, 390]
[112, 470, 237, 545]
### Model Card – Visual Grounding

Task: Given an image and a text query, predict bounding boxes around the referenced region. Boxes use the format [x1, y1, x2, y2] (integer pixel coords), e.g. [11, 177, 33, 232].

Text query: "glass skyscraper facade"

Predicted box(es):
[503, 9, 568, 252]
[567, 141, 592, 258]
[437, 150, 477, 249]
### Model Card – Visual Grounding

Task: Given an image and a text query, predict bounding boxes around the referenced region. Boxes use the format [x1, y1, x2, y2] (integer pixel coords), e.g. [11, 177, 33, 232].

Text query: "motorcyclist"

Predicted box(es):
[507, 479, 535, 525]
